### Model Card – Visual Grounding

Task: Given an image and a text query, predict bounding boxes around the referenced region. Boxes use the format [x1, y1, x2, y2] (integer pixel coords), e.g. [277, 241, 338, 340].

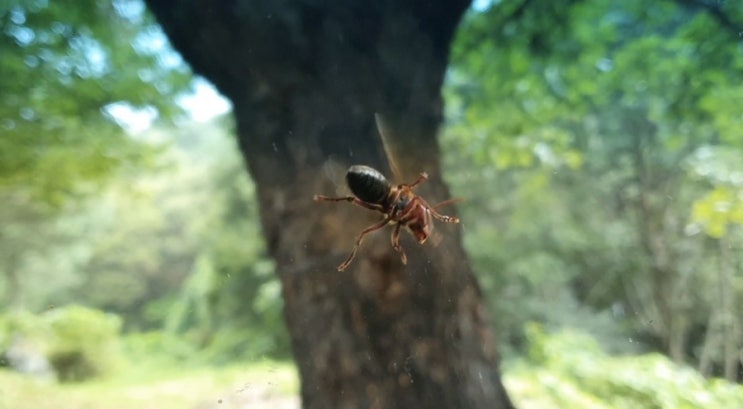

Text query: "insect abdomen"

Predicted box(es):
[346, 165, 390, 205]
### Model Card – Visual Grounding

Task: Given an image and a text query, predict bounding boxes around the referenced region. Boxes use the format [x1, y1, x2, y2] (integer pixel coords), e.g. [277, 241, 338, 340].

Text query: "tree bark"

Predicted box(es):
[145, 1, 514, 408]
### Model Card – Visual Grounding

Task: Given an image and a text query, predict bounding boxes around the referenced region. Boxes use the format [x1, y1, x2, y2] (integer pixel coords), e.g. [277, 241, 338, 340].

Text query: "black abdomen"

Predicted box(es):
[346, 165, 390, 205]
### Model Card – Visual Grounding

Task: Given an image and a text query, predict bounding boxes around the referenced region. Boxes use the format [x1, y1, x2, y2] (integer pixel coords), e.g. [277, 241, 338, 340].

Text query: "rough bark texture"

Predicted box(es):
[145, 1, 514, 408]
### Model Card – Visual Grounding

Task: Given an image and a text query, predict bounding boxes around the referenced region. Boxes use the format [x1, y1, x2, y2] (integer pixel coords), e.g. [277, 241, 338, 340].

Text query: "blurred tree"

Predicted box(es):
[69, 139, 209, 330]
[145, 0, 514, 408]
[444, 0, 743, 380]
[190, 132, 290, 361]
[124, 118, 289, 360]
[687, 147, 743, 381]
[0, 0, 190, 311]
[0, 0, 189, 201]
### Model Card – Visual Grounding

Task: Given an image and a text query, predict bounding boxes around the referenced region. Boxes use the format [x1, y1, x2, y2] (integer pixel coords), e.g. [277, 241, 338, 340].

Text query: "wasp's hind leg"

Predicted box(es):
[337, 218, 391, 271]
[429, 198, 462, 223]
[430, 210, 459, 224]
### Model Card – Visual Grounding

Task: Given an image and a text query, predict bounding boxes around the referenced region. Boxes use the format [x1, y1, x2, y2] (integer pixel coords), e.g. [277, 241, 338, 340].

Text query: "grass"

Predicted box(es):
[0, 360, 299, 409]
[3, 355, 742, 409]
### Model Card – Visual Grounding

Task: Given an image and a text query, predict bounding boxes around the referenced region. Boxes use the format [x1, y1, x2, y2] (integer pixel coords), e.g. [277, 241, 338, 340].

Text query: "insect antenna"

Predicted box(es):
[432, 197, 464, 210]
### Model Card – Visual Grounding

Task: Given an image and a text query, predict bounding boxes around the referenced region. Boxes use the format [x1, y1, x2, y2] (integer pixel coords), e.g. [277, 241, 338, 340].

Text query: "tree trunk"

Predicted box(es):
[718, 237, 740, 382]
[627, 119, 690, 362]
[4, 253, 23, 311]
[145, 1, 514, 408]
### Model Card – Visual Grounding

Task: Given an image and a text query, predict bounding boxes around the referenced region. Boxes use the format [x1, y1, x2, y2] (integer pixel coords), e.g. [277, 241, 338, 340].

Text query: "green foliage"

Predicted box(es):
[5, 327, 743, 409]
[0, 361, 299, 409]
[686, 146, 743, 238]
[444, 0, 743, 377]
[190, 121, 290, 361]
[120, 330, 198, 369]
[0, 0, 190, 203]
[0, 310, 48, 353]
[76, 118, 288, 360]
[691, 186, 743, 239]
[0, 306, 123, 382]
[0, 0, 191, 322]
[45, 305, 123, 382]
[1, 114, 290, 366]
[516, 325, 743, 409]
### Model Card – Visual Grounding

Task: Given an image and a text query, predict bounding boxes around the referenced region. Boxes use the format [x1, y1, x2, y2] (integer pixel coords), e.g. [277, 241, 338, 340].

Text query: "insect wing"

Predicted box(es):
[374, 113, 403, 183]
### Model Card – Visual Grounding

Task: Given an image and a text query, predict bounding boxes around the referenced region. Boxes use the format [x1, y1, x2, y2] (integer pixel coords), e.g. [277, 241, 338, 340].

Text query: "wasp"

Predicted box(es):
[314, 115, 461, 271]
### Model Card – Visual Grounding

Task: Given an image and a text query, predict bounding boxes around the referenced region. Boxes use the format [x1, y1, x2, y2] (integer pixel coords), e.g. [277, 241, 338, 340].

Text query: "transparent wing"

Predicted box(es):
[374, 113, 403, 183]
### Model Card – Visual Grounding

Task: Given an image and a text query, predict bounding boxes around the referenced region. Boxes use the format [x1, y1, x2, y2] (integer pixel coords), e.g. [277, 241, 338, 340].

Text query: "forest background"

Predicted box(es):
[1, 0, 742, 408]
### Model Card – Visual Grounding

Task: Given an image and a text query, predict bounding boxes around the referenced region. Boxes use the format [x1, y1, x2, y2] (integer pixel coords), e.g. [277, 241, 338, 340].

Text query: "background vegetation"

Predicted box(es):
[1, 0, 741, 407]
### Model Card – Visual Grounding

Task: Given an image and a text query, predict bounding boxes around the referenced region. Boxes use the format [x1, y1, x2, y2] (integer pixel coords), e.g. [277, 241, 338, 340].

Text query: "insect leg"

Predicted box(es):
[407, 172, 429, 189]
[314, 195, 354, 202]
[314, 195, 384, 212]
[390, 223, 407, 265]
[430, 198, 463, 223]
[429, 208, 459, 224]
[337, 218, 391, 271]
[408, 196, 460, 224]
